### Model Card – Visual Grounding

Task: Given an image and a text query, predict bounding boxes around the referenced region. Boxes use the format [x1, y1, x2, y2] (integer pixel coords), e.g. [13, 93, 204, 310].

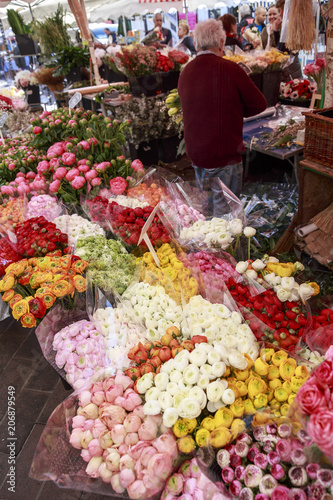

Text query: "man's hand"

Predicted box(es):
[252, 40, 261, 49]
[273, 17, 282, 32]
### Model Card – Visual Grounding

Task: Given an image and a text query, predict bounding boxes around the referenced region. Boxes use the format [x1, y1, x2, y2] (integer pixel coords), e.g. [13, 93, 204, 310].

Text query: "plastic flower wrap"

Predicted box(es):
[75, 235, 136, 295]
[30, 371, 178, 499]
[54, 214, 105, 246]
[27, 195, 63, 221]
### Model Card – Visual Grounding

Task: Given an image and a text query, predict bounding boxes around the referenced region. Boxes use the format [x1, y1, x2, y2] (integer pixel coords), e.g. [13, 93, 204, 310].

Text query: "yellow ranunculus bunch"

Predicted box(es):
[175, 347, 310, 451]
[138, 243, 199, 303]
[0, 255, 89, 327]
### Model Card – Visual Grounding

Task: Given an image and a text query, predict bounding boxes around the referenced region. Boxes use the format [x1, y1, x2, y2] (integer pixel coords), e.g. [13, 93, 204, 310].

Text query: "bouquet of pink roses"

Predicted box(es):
[303, 58, 326, 93]
[295, 346, 333, 463]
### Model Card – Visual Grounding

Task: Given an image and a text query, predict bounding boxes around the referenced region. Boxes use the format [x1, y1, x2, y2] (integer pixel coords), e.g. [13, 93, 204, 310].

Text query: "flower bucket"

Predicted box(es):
[249, 72, 263, 91]
[129, 140, 159, 166]
[128, 74, 163, 97]
[279, 97, 311, 108]
[159, 71, 180, 93]
[15, 34, 38, 56]
[66, 67, 83, 84]
[262, 70, 283, 107]
[107, 67, 127, 84]
[158, 135, 182, 163]
[25, 84, 40, 105]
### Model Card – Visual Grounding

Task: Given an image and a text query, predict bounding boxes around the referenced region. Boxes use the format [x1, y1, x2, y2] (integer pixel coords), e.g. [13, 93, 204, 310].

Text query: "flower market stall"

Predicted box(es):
[0, 99, 332, 500]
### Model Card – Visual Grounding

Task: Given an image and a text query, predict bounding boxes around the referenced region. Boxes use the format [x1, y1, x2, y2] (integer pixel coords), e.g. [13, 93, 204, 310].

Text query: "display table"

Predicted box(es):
[298, 159, 333, 225]
[243, 106, 306, 184]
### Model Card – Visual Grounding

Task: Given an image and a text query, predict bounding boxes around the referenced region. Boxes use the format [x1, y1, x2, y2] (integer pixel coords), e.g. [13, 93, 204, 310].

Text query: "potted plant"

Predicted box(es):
[7, 9, 37, 56]
[50, 46, 90, 83]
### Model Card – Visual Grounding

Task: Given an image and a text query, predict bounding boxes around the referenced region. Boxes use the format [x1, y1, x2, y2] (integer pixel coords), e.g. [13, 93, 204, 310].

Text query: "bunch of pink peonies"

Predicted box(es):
[69, 371, 177, 499]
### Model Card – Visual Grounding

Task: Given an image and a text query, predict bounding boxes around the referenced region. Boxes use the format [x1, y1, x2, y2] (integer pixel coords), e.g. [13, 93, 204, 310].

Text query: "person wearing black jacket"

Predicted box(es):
[237, 4, 254, 38]
[219, 14, 243, 52]
[175, 22, 196, 55]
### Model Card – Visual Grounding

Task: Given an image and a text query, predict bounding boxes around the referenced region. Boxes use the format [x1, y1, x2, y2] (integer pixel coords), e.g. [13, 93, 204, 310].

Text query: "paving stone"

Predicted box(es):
[0, 358, 37, 422]
[0, 424, 44, 500]
[37, 482, 82, 500]
[0, 328, 29, 374]
[38, 380, 73, 425]
[0, 451, 9, 490]
[14, 331, 41, 361]
[0, 390, 49, 455]
[24, 357, 59, 393]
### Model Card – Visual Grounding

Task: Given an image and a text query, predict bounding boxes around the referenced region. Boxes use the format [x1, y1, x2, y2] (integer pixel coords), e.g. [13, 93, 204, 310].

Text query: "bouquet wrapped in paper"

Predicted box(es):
[140, 27, 164, 46]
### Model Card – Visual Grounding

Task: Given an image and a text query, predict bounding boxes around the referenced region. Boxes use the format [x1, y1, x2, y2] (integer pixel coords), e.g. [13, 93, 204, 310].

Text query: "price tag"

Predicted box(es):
[0, 111, 8, 141]
[68, 92, 82, 113]
[138, 203, 160, 267]
[238, 62, 252, 75]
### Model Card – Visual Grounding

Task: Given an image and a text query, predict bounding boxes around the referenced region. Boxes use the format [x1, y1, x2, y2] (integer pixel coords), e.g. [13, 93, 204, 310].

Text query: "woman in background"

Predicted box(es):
[261, 5, 279, 49]
[219, 14, 243, 52]
[175, 22, 196, 56]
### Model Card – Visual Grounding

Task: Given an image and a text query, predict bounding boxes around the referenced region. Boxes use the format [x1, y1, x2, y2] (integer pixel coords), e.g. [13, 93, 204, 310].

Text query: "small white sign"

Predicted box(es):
[69, 92, 82, 110]
[0, 112, 8, 128]
[138, 203, 160, 267]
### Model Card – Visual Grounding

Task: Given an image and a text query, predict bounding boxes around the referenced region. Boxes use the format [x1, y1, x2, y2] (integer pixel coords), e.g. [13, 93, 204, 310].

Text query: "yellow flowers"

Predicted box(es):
[210, 427, 230, 448]
[195, 428, 210, 447]
[140, 244, 198, 303]
[173, 418, 197, 439]
[254, 358, 269, 376]
[266, 262, 295, 277]
[279, 358, 297, 381]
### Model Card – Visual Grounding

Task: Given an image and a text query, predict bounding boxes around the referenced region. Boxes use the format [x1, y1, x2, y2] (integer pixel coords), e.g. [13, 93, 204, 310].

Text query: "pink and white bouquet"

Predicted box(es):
[295, 346, 333, 462]
[27, 194, 62, 221]
[69, 372, 177, 498]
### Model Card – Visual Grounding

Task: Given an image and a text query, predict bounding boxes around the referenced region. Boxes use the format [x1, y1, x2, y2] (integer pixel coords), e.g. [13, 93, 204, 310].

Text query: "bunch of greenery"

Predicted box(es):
[7, 9, 30, 35]
[50, 46, 90, 76]
[31, 5, 70, 57]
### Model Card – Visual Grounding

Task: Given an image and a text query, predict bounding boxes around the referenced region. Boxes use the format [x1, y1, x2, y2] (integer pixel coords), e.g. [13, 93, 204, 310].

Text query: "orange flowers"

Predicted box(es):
[0, 254, 89, 326]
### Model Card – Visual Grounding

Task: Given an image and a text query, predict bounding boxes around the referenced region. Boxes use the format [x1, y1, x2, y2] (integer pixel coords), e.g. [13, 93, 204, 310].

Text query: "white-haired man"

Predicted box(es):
[146, 13, 172, 47]
[237, 3, 254, 38]
[178, 19, 266, 202]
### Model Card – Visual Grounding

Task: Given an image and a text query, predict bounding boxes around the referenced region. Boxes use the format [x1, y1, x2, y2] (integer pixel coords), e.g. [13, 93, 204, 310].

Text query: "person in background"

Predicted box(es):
[261, 5, 279, 49]
[174, 21, 196, 55]
[273, 0, 302, 79]
[237, 3, 254, 38]
[147, 13, 172, 47]
[242, 6, 266, 50]
[219, 14, 243, 52]
[104, 28, 116, 45]
[178, 19, 266, 202]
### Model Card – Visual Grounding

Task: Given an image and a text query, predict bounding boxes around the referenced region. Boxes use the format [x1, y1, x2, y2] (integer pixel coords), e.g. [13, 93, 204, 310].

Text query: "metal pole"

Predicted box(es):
[29, 4, 34, 20]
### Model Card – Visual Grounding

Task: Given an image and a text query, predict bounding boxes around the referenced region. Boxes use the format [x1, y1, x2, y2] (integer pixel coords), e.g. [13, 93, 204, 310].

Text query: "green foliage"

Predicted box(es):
[50, 46, 90, 76]
[7, 9, 30, 35]
[31, 5, 70, 57]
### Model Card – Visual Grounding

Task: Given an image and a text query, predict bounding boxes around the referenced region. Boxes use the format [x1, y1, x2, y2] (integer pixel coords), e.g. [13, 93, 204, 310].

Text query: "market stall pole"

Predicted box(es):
[325, 0, 333, 106]
[67, 0, 102, 86]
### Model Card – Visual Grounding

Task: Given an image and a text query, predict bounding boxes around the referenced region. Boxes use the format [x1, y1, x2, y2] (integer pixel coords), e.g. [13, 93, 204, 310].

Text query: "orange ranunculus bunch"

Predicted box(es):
[0, 197, 26, 234]
[0, 255, 89, 327]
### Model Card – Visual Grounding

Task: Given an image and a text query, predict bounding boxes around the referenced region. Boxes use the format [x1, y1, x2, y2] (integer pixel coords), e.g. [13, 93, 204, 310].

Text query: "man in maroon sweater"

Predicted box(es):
[178, 19, 266, 204]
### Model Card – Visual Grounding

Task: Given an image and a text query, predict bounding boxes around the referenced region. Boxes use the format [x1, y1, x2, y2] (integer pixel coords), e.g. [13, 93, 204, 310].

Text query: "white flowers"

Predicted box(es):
[179, 217, 244, 250]
[243, 226, 256, 238]
[236, 261, 248, 274]
[140, 341, 252, 424]
[55, 214, 105, 246]
[109, 195, 149, 209]
[263, 273, 315, 303]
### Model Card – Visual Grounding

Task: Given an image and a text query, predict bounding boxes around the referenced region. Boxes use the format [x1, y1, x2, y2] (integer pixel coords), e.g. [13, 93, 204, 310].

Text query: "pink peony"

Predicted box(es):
[296, 378, 326, 416]
[49, 180, 61, 193]
[78, 164, 90, 173]
[307, 408, 333, 458]
[152, 433, 178, 462]
[91, 177, 101, 187]
[111, 424, 127, 445]
[91, 419, 107, 439]
[131, 159, 144, 173]
[127, 480, 148, 500]
[139, 446, 156, 467]
[88, 438, 103, 457]
[132, 405, 145, 420]
[37, 160, 50, 174]
[50, 158, 60, 169]
[53, 167, 68, 180]
[148, 452, 173, 481]
[69, 428, 83, 449]
[62, 152, 76, 166]
[79, 140, 90, 151]
[115, 371, 134, 391]
[119, 468, 136, 488]
[65, 168, 80, 182]
[33, 126, 42, 134]
[105, 384, 123, 403]
[138, 419, 158, 441]
[8, 163, 15, 171]
[71, 176, 86, 190]
[99, 403, 127, 428]
[109, 176, 127, 195]
[128, 440, 151, 460]
[85, 169, 98, 181]
[124, 415, 142, 434]
[123, 392, 142, 412]
[111, 473, 125, 493]
[119, 454, 135, 471]
[91, 391, 105, 406]
[314, 360, 333, 388]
